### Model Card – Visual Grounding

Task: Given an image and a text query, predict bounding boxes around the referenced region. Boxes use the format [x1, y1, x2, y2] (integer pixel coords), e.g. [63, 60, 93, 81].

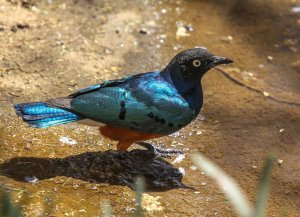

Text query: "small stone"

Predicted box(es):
[25, 176, 39, 184]
[111, 66, 122, 72]
[178, 167, 185, 175]
[184, 24, 194, 32]
[172, 154, 185, 164]
[252, 165, 257, 169]
[283, 38, 297, 46]
[263, 91, 270, 97]
[196, 130, 203, 135]
[139, 28, 148, 35]
[279, 129, 285, 133]
[176, 26, 190, 38]
[291, 6, 300, 13]
[220, 35, 233, 43]
[141, 194, 164, 212]
[201, 181, 207, 186]
[59, 136, 77, 145]
[190, 165, 197, 170]
[25, 143, 31, 150]
[161, 8, 167, 14]
[289, 47, 298, 52]
[277, 159, 283, 166]
[267, 56, 273, 61]
[247, 72, 254, 77]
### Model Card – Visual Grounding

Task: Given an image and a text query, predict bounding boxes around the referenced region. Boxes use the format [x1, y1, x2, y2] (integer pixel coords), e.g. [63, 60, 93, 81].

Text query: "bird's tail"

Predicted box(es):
[14, 102, 81, 128]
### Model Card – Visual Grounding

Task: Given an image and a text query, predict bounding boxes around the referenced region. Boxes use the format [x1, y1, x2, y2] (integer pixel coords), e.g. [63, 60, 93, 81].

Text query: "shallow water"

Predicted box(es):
[0, 0, 299, 216]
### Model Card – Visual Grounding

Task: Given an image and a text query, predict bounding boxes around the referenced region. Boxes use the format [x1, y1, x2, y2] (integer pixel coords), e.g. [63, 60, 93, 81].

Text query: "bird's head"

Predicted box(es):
[166, 48, 233, 81]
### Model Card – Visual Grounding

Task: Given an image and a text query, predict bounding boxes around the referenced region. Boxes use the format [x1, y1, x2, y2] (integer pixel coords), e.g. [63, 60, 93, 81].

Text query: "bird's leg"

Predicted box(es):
[117, 141, 133, 151]
[137, 141, 183, 158]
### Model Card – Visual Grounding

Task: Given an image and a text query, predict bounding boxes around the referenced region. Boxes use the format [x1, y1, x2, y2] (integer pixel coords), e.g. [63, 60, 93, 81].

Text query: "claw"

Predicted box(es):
[137, 142, 183, 158]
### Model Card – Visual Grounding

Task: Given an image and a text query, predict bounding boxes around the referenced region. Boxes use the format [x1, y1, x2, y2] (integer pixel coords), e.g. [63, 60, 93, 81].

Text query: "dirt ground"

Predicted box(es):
[0, 0, 299, 216]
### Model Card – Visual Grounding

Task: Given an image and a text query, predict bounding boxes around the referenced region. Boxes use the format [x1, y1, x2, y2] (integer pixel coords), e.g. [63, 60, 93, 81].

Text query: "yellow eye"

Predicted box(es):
[192, 59, 201, 67]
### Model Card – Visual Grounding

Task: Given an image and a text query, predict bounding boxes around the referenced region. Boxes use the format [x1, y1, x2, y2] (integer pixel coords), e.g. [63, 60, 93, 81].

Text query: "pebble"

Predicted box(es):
[139, 28, 148, 34]
[172, 154, 185, 164]
[220, 35, 233, 43]
[176, 26, 190, 38]
[279, 129, 285, 133]
[263, 91, 270, 97]
[161, 8, 167, 14]
[289, 47, 298, 52]
[141, 194, 164, 212]
[201, 181, 207, 186]
[291, 6, 300, 13]
[190, 165, 198, 170]
[277, 159, 283, 166]
[178, 167, 185, 175]
[59, 136, 77, 145]
[267, 56, 273, 61]
[283, 38, 297, 46]
[196, 130, 204, 135]
[25, 176, 39, 184]
[184, 24, 194, 32]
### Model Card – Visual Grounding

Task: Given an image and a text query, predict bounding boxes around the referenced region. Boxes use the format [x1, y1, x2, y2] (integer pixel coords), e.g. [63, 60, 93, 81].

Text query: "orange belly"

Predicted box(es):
[99, 125, 162, 151]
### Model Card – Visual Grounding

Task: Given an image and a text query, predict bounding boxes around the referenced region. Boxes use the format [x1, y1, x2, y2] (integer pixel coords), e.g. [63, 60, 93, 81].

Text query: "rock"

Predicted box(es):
[283, 38, 297, 46]
[291, 6, 300, 13]
[176, 26, 190, 38]
[141, 193, 164, 212]
[25, 175, 39, 184]
[267, 56, 273, 61]
[263, 91, 270, 97]
[139, 28, 148, 35]
[220, 35, 233, 43]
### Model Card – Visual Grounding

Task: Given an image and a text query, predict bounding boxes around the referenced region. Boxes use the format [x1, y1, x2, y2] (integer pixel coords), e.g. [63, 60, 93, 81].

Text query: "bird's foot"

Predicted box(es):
[137, 142, 183, 159]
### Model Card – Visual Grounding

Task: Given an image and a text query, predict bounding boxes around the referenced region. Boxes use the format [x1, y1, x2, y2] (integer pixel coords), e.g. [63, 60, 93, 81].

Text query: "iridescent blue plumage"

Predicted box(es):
[14, 48, 233, 137]
[70, 71, 197, 134]
[14, 102, 80, 128]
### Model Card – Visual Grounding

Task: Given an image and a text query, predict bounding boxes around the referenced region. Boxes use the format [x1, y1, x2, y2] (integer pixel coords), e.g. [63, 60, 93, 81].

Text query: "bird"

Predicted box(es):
[14, 48, 232, 156]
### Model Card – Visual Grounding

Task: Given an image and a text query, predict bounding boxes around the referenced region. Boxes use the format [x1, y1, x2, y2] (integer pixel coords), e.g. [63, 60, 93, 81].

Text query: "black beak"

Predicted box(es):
[211, 56, 233, 66]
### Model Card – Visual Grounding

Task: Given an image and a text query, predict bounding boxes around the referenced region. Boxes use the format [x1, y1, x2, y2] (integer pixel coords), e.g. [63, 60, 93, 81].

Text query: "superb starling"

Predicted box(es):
[15, 48, 233, 155]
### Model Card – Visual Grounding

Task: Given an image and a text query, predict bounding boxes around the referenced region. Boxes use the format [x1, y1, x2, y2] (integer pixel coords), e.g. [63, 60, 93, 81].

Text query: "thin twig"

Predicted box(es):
[215, 67, 300, 106]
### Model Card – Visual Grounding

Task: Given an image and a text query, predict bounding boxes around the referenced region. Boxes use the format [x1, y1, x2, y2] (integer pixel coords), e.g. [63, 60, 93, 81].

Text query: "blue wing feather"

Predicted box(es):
[70, 72, 196, 134]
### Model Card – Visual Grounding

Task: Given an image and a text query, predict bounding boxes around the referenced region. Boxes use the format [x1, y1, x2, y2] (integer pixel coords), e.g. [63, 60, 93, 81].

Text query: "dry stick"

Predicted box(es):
[215, 67, 300, 106]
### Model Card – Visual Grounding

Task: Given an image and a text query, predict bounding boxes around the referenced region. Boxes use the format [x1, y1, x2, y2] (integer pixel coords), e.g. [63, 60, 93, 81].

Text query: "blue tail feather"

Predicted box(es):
[14, 102, 81, 128]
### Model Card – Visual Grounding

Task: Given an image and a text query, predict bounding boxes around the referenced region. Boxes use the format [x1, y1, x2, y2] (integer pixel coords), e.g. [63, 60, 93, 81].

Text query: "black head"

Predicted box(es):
[166, 48, 233, 80]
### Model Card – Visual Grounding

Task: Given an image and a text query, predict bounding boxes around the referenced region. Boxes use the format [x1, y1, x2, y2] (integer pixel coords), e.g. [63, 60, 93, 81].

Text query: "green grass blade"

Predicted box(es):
[253, 155, 275, 217]
[191, 152, 253, 217]
[133, 176, 145, 217]
[101, 201, 113, 217]
[0, 190, 21, 217]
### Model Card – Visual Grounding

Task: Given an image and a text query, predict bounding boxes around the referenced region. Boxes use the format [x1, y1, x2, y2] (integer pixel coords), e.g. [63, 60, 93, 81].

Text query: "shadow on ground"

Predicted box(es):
[0, 149, 188, 192]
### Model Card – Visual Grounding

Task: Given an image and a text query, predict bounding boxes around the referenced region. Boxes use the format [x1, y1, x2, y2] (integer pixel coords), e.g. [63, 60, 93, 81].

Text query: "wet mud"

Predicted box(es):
[0, 0, 299, 216]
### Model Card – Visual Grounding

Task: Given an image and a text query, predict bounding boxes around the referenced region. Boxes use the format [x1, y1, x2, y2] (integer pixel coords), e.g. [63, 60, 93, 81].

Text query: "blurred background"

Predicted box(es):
[0, 0, 299, 216]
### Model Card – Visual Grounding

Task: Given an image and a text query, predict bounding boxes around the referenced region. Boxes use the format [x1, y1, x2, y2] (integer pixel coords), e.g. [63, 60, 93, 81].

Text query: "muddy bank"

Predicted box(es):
[0, 0, 300, 216]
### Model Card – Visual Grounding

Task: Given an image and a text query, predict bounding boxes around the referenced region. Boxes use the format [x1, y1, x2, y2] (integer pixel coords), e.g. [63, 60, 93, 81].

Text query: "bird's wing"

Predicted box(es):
[68, 74, 144, 98]
[69, 73, 194, 134]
